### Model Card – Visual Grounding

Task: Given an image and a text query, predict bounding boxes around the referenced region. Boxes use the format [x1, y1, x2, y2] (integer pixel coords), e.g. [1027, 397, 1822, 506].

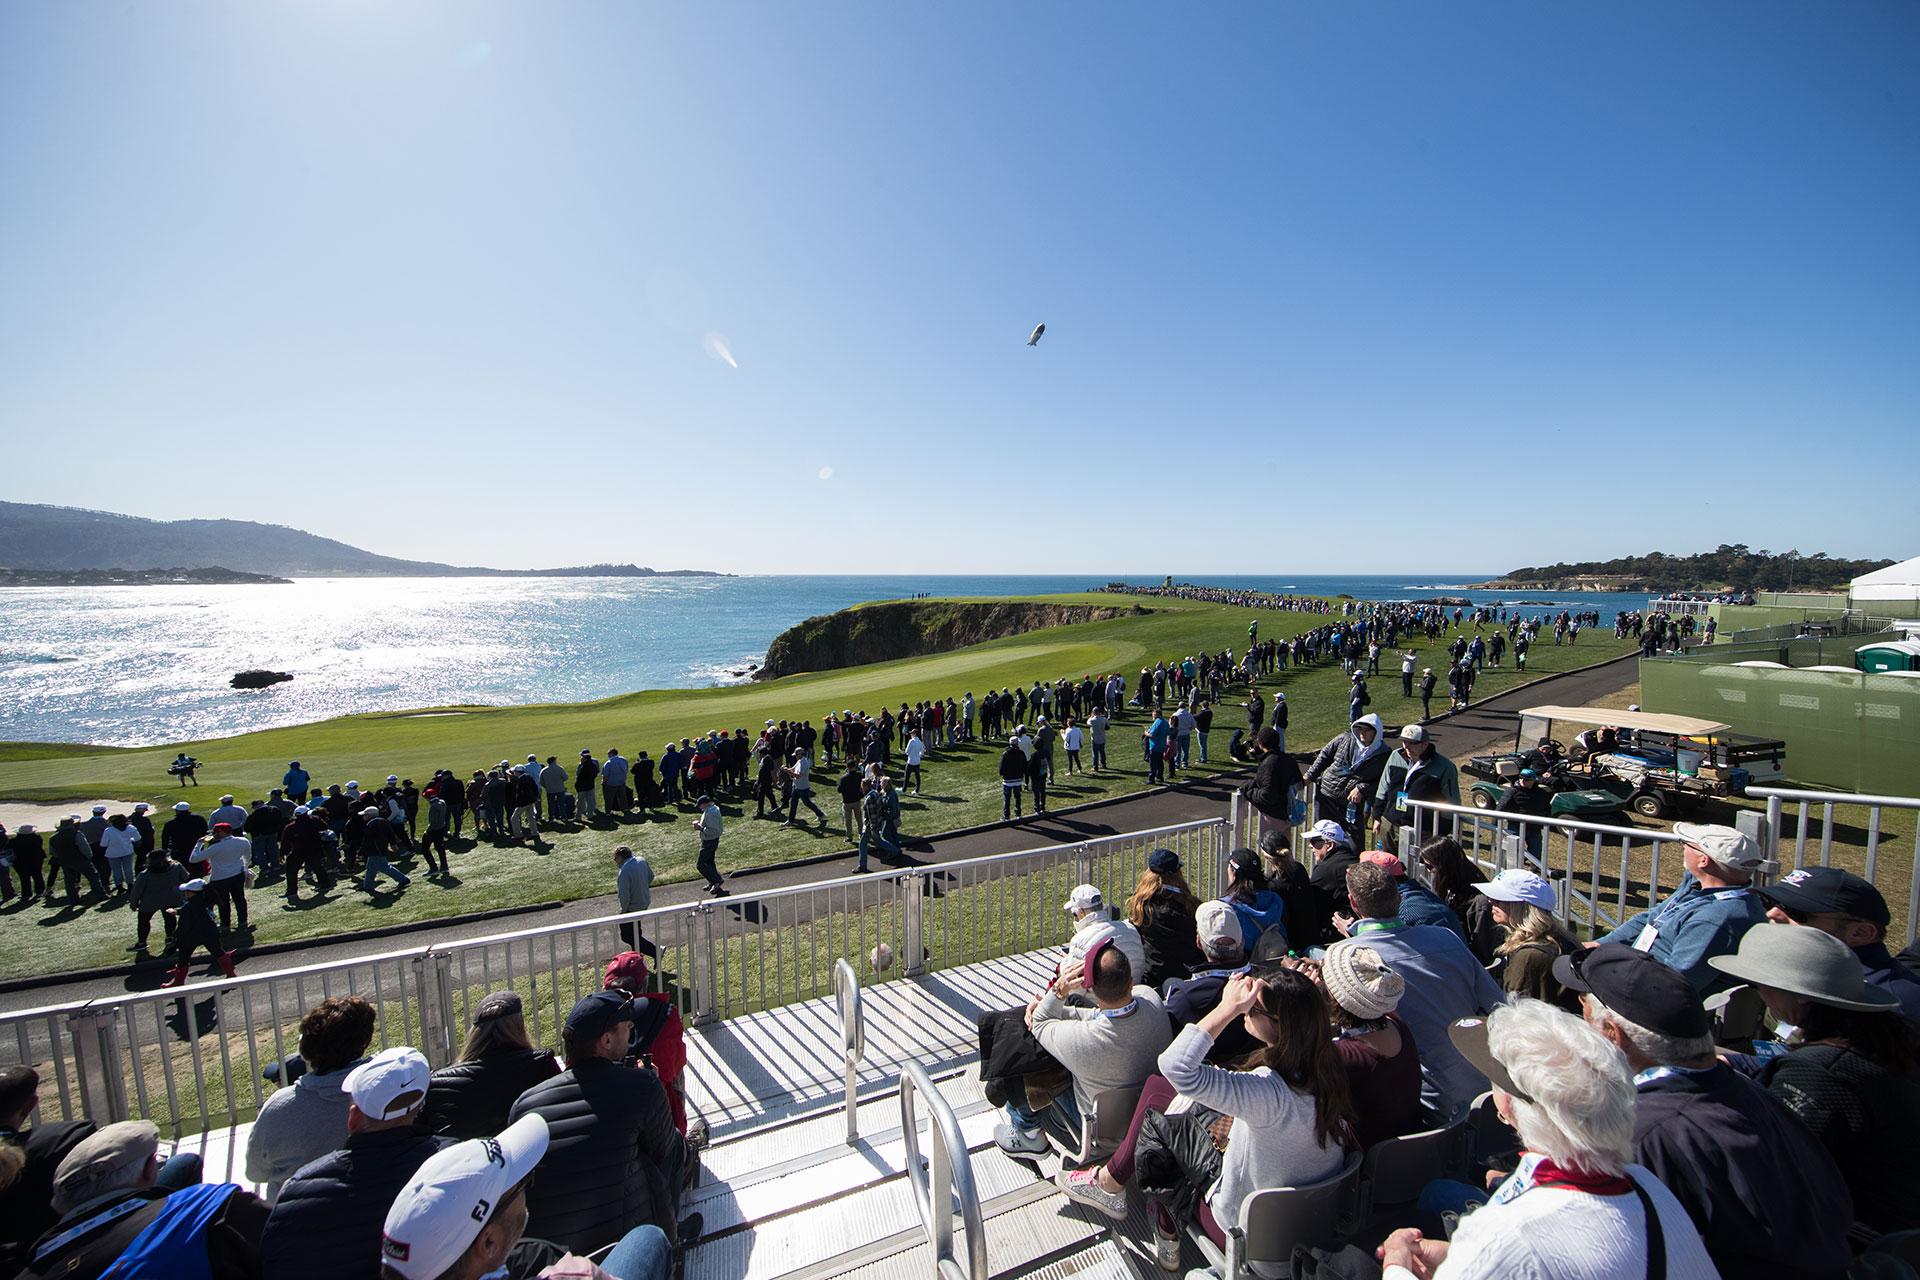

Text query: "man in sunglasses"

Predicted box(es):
[1758, 865, 1920, 1021]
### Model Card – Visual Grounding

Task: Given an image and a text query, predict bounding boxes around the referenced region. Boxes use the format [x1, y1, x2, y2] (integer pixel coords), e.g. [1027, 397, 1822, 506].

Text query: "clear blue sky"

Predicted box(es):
[2, 3, 1914, 574]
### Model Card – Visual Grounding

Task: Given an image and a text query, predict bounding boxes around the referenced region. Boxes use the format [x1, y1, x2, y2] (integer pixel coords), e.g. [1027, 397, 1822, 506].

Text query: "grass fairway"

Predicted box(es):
[0, 595, 1638, 979]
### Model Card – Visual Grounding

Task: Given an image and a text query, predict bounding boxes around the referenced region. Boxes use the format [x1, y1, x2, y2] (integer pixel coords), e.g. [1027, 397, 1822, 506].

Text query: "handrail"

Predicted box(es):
[833, 958, 864, 1145]
[1748, 785, 1920, 810]
[1404, 798, 1691, 844]
[1750, 785, 1920, 945]
[899, 1061, 987, 1280]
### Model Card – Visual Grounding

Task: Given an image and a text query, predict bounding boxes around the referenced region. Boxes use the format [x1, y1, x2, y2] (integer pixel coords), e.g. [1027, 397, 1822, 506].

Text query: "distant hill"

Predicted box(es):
[0, 503, 726, 578]
[1468, 546, 1891, 594]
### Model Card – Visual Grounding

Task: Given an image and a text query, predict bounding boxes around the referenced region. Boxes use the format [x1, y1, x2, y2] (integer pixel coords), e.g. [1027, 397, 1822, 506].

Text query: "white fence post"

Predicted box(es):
[903, 872, 929, 977]
[689, 905, 720, 1027]
[65, 1010, 126, 1123]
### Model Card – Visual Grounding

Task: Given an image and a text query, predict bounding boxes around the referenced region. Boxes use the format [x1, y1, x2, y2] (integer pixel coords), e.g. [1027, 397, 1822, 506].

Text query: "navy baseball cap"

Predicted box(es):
[1552, 943, 1710, 1039]
[1758, 866, 1890, 928]
[563, 990, 632, 1040]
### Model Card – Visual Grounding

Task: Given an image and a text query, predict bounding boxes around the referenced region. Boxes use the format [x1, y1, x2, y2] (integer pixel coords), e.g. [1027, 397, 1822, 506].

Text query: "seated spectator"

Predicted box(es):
[1056, 967, 1349, 1271]
[1560, 944, 1854, 1278]
[1129, 849, 1203, 989]
[19, 1121, 269, 1280]
[1164, 901, 1260, 1064]
[508, 991, 689, 1252]
[602, 952, 694, 1139]
[1303, 819, 1360, 946]
[1476, 869, 1580, 1007]
[262, 1047, 450, 1280]
[0, 1065, 96, 1272]
[1416, 836, 1501, 963]
[1758, 865, 1920, 1022]
[1061, 883, 1147, 982]
[1709, 923, 1920, 1236]
[1219, 848, 1288, 955]
[416, 992, 561, 1141]
[1335, 862, 1505, 1120]
[1317, 940, 1423, 1149]
[1361, 849, 1467, 941]
[1591, 822, 1768, 995]
[381, 1114, 672, 1280]
[247, 995, 377, 1200]
[994, 940, 1171, 1156]
[1257, 829, 1315, 950]
[1378, 1003, 1719, 1280]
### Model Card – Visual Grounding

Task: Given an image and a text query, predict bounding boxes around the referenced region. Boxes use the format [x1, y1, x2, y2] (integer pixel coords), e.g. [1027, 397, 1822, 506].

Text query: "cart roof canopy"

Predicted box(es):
[1519, 705, 1734, 736]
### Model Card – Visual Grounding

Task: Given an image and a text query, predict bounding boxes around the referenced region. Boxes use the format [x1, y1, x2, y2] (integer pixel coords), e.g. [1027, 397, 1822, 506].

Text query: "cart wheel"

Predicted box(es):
[1631, 791, 1667, 819]
[1471, 789, 1495, 810]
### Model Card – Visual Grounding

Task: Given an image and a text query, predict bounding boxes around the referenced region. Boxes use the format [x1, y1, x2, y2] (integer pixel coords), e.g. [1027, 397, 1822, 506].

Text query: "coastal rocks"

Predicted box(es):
[231, 669, 293, 689]
[756, 602, 1149, 680]
[1426, 596, 1475, 606]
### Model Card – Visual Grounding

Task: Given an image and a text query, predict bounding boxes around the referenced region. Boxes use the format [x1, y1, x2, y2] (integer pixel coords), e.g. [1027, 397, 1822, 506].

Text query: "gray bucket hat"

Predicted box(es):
[1707, 922, 1899, 1013]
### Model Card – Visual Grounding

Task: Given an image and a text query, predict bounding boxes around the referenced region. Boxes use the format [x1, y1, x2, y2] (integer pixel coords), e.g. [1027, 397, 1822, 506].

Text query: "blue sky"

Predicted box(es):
[2, 3, 1914, 574]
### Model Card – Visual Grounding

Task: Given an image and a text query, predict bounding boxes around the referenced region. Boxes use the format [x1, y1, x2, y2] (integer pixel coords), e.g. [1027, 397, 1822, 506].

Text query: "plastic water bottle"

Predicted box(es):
[1345, 801, 1358, 827]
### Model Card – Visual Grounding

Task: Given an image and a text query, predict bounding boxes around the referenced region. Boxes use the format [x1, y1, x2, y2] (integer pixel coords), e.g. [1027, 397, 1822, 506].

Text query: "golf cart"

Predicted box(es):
[1496, 705, 1785, 821]
[1467, 758, 1633, 819]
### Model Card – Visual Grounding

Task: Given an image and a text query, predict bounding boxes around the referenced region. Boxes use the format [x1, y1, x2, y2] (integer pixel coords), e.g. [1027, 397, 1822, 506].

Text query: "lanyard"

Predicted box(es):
[1093, 999, 1139, 1019]
[1353, 919, 1404, 935]
[1633, 1064, 1717, 1087]
[34, 1197, 149, 1261]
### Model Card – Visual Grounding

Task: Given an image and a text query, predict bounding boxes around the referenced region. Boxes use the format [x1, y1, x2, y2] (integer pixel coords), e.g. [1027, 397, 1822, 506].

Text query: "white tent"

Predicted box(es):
[1851, 555, 1920, 603]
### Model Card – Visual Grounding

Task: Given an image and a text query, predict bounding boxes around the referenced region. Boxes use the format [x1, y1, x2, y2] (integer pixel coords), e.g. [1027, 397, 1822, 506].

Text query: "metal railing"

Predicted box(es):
[1404, 800, 1694, 937]
[3, 817, 1227, 1135]
[833, 958, 864, 1145]
[899, 1060, 987, 1280]
[1753, 786, 1920, 946]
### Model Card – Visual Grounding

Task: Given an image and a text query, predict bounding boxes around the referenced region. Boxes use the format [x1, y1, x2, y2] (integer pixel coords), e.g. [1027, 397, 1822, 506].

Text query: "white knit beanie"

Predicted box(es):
[1322, 942, 1405, 1021]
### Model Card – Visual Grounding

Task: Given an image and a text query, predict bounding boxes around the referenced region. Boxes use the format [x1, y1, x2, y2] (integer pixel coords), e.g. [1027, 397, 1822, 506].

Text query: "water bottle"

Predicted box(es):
[1345, 801, 1358, 827]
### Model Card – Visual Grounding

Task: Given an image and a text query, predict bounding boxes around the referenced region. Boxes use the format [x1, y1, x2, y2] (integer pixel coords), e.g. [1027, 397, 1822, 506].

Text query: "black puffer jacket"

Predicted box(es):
[416, 1047, 560, 1140]
[507, 1057, 685, 1252]
[258, 1127, 450, 1280]
[1136, 889, 1204, 989]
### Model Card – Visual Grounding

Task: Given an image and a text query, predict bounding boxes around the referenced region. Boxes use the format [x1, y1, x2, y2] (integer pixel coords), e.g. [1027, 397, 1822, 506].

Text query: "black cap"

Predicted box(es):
[1552, 943, 1710, 1040]
[1757, 866, 1889, 928]
[563, 990, 632, 1040]
[1227, 848, 1260, 876]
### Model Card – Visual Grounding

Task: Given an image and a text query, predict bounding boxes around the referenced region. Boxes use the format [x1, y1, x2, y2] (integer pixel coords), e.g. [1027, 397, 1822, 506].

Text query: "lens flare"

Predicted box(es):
[703, 333, 738, 368]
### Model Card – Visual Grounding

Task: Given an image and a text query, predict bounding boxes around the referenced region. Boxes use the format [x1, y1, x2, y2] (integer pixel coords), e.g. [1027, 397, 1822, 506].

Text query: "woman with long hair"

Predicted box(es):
[414, 991, 559, 1140]
[1420, 836, 1502, 963]
[1128, 849, 1202, 989]
[1313, 941, 1423, 1149]
[1478, 870, 1581, 1007]
[1219, 848, 1287, 954]
[1056, 968, 1352, 1269]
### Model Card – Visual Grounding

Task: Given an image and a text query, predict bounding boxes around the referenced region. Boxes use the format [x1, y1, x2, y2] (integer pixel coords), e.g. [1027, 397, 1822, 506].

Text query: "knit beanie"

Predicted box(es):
[1322, 942, 1405, 1020]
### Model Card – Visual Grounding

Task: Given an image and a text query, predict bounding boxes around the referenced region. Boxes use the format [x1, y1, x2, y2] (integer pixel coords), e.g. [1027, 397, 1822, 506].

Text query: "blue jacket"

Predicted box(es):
[1223, 890, 1286, 952]
[1596, 874, 1768, 995]
[1859, 941, 1920, 1024]
[1397, 882, 1467, 942]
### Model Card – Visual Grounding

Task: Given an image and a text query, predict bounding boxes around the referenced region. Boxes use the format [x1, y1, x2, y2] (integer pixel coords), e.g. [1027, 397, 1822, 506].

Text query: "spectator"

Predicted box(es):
[1163, 901, 1260, 1064]
[0, 1066, 96, 1272]
[784, 749, 826, 825]
[1303, 819, 1360, 947]
[1708, 923, 1920, 1235]
[1417, 836, 1501, 963]
[1478, 869, 1580, 1006]
[1560, 944, 1855, 1278]
[415, 992, 560, 1142]
[99, 814, 138, 893]
[1317, 940, 1423, 1149]
[1591, 822, 1768, 995]
[247, 996, 377, 1199]
[994, 940, 1171, 1157]
[1238, 727, 1302, 847]
[1369, 723, 1460, 848]
[1257, 829, 1316, 950]
[998, 737, 1028, 820]
[1378, 1002, 1719, 1280]
[1495, 767, 1554, 860]
[1336, 862, 1505, 1119]
[49, 814, 105, 905]
[128, 850, 186, 954]
[9, 823, 48, 904]
[690, 795, 725, 897]
[603, 952, 694, 1139]
[161, 877, 238, 986]
[191, 820, 253, 932]
[356, 807, 411, 893]
[380, 1114, 672, 1280]
[614, 846, 655, 956]
[574, 750, 600, 822]
[1219, 848, 1287, 955]
[161, 799, 207, 865]
[1129, 849, 1202, 989]
[261, 1048, 450, 1280]
[1360, 849, 1467, 941]
[19, 1121, 268, 1280]
[1302, 714, 1388, 835]
[1061, 883, 1148, 981]
[507, 991, 689, 1252]
[1757, 865, 1920, 1022]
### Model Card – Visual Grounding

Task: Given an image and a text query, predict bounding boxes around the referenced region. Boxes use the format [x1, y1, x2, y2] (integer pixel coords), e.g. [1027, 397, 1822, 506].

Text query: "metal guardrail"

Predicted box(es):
[3, 817, 1227, 1134]
[833, 957, 863, 1145]
[899, 1060, 987, 1280]
[1753, 786, 1920, 946]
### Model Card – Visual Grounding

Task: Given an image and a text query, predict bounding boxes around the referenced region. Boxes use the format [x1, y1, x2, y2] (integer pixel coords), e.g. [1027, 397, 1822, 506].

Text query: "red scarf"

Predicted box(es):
[1531, 1158, 1635, 1197]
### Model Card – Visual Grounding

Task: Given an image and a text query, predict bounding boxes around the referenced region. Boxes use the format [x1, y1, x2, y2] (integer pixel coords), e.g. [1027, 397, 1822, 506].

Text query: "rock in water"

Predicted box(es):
[231, 669, 293, 690]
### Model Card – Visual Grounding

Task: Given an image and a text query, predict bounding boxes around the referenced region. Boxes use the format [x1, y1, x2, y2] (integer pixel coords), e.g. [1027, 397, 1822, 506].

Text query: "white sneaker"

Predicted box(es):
[1154, 1229, 1183, 1273]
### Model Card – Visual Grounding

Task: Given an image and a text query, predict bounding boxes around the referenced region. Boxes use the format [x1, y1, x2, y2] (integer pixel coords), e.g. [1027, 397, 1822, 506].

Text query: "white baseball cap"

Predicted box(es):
[345, 1046, 432, 1120]
[1306, 819, 1352, 848]
[1195, 900, 1240, 951]
[91, 805, 107, 814]
[1062, 884, 1104, 914]
[1674, 822, 1766, 870]
[382, 1114, 550, 1278]
[1475, 868, 1557, 911]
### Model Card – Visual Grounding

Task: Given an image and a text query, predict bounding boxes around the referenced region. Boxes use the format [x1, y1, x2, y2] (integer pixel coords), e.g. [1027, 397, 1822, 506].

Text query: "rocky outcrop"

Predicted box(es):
[756, 602, 1150, 680]
[231, 670, 293, 689]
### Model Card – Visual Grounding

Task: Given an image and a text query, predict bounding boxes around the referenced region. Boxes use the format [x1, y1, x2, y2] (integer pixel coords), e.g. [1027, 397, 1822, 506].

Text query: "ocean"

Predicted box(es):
[0, 574, 1656, 746]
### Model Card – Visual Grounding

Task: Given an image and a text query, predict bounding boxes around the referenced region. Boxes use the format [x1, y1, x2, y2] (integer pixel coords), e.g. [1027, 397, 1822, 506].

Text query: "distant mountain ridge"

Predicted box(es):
[0, 502, 726, 578]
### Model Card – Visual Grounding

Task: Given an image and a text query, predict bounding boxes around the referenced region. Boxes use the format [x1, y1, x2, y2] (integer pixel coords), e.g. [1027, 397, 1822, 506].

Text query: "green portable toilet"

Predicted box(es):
[1856, 639, 1920, 673]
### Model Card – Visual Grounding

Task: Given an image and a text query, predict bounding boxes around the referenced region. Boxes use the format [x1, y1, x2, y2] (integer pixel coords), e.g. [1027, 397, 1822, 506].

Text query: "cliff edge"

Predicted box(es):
[756, 601, 1150, 680]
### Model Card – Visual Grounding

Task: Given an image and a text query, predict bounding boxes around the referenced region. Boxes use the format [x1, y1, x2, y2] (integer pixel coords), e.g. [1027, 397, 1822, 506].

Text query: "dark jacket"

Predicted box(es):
[1136, 888, 1204, 989]
[0, 1120, 94, 1272]
[1858, 941, 1920, 1023]
[1759, 1043, 1920, 1235]
[416, 1047, 561, 1140]
[161, 812, 209, 860]
[998, 746, 1028, 782]
[1163, 967, 1260, 1064]
[259, 1127, 451, 1280]
[1634, 1065, 1853, 1280]
[1305, 848, 1360, 945]
[1396, 881, 1467, 941]
[507, 1056, 686, 1252]
[176, 895, 222, 953]
[1242, 751, 1303, 821]
[18, 1184, 268, 1280]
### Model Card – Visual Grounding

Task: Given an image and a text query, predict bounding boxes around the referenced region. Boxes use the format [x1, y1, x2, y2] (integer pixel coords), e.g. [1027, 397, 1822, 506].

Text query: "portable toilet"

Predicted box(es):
[1856, 640, 1920, 674]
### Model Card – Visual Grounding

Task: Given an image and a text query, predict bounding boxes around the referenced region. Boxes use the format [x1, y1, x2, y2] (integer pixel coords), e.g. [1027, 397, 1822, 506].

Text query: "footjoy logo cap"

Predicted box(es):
[382, 1114, 549, 1279]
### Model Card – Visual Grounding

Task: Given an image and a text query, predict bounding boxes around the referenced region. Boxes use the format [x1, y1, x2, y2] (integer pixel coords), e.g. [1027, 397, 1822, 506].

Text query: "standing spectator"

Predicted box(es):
[418, 788, 450, 877]
[998, 738, 1027, 820]
[1400, 648, 1418, 698]
[100, 814, 139, 892]
[246, 996, 375, 1200]
[1495, 767, 1553, 859]
[1026, 744, 1049, 814]
[1060, 718, 1084, 774]
[1303, 714, 1388, 838]
[49, 815, 106, 905]
[414, 992, 560, 1141]
[691, 795, 726, 897]
[537, 756, 568, 821]
[785, 750, 827, 825]
[260, 1048, 448, 1280]
[1192, 702, 1213, 763]
[244, 799, 286, 875]
[161, 800, 208, 865]
[602, 748, 631, 815]
[192, 822, 252, 933]
[902, 731, 926, 794]
[1369, 724, 1459, 849]
[1087, 708, 1109, 771]
[129, 851, 186, 954]
[9, 823, 47, 904]
[508, 992, 690, 1252]
[1238, 727, 1301, 847]
[836, 760, 864, 844]
[509, 767, 542, 844]
[357, 808, 411, 893]
[856, 778, 899, 871]
[282, 805, 336, 900]
[1417, 666, 1437, 720]
[615, 846, 655, 956]
[574, 750, 600, 822]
